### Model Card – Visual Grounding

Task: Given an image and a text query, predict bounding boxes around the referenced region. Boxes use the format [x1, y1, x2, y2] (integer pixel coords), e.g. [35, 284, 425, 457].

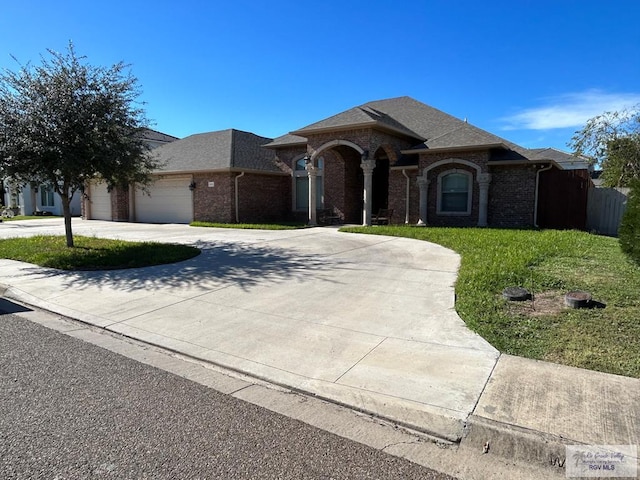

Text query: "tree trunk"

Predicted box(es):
[61, 195, 74, 247]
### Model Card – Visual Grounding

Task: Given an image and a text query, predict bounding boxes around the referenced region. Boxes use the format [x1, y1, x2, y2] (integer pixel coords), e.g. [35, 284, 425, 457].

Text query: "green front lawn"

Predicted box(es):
[342, 226, 640, 378]
[0, 235, 200, 270]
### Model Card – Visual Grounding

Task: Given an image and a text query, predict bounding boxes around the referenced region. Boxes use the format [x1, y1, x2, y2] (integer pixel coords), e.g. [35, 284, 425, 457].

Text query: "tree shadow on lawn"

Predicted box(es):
[13, 240, 349, 292]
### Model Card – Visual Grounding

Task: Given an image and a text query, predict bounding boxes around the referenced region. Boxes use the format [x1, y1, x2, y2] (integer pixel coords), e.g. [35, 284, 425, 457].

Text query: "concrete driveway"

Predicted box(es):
[0, 218, 498, 441]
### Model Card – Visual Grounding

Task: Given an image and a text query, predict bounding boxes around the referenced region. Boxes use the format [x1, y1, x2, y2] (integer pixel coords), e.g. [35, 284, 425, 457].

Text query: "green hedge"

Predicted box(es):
[619, 180, 640, 265]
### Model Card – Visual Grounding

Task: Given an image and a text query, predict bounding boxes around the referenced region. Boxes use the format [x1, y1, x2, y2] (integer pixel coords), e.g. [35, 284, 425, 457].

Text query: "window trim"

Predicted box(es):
[436, 169, 472, 216]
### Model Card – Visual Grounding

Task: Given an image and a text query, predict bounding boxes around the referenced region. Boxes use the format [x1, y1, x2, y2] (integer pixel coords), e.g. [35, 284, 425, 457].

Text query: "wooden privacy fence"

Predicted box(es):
[586, 187, 629, 236]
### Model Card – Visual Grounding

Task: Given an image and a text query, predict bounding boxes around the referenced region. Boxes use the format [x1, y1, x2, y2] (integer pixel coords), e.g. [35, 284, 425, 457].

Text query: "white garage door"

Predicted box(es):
[135, 176, 193, 224]
[88, 181, 111, 220]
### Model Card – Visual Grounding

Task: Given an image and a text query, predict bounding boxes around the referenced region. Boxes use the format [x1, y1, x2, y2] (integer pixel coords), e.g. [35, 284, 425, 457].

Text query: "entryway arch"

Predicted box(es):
[306, 140, 366, 225]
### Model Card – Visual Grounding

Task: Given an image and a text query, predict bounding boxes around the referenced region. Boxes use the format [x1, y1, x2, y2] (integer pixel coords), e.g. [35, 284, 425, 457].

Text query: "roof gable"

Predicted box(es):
[279, 96, 527, 152]
[291, 99, 425, 140]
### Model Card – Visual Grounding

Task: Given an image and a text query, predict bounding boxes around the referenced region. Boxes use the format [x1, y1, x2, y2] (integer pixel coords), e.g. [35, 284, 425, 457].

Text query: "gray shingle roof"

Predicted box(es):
[526, 148, 591, 170]
[291, 100, 425, 140]
[143, 129, 179, 143]
[275, 96, 528, 152]
[152, 129, 280, 173]
[263, 133, 307, 148]
[271, 96, 586, 169]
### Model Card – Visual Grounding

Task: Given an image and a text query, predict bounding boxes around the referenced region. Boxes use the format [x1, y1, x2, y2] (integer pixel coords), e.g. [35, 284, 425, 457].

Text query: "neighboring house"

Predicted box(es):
[83, 129, 180, 221]
[84, 97, 592, 228]
[1, 177, 82, 217]
[2, 128, 177, 218]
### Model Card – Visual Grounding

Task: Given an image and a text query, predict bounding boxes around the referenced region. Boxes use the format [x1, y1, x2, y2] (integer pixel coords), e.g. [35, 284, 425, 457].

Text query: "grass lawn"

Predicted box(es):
[342, 226, 640, 378]
[0, 235, 200, 270]
[190, 221, 307, 230]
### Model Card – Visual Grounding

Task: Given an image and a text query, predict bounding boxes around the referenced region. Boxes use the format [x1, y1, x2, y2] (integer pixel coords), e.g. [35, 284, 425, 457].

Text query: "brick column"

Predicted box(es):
[361, 159, 376, 226]
[477, 173, 491, 227]
[417, 175, 429, 226]
[306, 162, 318, 226]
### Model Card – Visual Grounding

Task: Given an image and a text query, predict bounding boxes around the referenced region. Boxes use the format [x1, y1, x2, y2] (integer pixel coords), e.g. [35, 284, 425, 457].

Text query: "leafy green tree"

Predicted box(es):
[0, 43, 159, 246]
[619, 180, 640, 266]
[570, 106, 640, 187]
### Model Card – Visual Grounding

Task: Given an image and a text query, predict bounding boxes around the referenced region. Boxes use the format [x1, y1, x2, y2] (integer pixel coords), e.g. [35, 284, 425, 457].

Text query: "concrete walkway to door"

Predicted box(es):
[0, 218, 498, 441]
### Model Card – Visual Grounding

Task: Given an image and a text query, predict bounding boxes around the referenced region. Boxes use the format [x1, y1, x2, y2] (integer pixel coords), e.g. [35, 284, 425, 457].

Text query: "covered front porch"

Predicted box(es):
[299, 139, 396, 227]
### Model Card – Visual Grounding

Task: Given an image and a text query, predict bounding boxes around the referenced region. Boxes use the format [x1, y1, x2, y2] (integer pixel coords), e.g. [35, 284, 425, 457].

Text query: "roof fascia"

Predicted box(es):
[487, 159, 561, 169]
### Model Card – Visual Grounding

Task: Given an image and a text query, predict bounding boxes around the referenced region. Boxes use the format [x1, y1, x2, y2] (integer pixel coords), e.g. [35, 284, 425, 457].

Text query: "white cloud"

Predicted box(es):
[501, 90, 640, 130]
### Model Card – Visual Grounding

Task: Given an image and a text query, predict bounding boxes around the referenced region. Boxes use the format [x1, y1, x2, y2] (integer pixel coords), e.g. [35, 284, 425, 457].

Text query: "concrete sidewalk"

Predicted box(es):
[0, 218, 638, 475]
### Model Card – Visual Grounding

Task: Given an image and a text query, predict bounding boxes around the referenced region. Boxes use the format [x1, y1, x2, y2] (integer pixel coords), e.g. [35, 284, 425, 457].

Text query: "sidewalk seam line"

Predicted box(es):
[229, 384, 255, 396]
[332, 337, 388, 384]
[468, 352, 502, 419]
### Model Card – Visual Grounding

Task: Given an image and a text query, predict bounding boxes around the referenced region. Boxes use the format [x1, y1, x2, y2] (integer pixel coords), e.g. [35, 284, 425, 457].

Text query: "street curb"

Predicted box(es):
[4, 285, 634, 480]
[0, 286, 571, 461]
[0, 285, 464, 442]
[462, 415, 571, 474]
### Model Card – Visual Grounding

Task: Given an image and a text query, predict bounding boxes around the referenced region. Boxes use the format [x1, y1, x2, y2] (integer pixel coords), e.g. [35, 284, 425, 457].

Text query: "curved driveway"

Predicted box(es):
[0, 219, 498, 441]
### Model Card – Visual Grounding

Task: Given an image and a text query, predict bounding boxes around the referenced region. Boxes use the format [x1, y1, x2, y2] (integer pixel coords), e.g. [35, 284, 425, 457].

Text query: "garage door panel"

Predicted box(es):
[89, 181, 111, 220]
[135, 177, 193, 224]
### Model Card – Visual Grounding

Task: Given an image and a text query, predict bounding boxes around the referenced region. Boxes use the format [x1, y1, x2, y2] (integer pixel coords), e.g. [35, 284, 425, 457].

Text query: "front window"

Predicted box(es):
[437, 170, 471, 214]
[40, 185, 55, 207]
[294, 156, 323, 211]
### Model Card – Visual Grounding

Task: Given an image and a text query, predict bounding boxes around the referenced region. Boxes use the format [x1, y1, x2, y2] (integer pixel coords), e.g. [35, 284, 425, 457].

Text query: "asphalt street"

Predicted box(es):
[0, 311, 456, 480]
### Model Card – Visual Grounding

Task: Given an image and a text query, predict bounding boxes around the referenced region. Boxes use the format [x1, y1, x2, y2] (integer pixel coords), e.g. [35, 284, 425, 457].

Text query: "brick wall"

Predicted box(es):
[192, 173, 235, 222]
[192, 172, 290, 223]
[237, 173, 290, 223]
[388, 168, 419, 224]
[323, 150, 346, 221]
[489, 165, 537, 227]
[111, 186, 130, 222]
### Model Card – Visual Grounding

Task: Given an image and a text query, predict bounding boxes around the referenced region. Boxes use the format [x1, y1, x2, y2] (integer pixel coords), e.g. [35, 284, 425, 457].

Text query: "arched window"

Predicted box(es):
[437, 170, 472, 215]
[294, 156, 323, 211]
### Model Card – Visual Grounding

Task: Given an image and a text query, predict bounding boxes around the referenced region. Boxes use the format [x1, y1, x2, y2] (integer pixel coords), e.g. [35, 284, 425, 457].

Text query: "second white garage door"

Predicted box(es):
[88, 181, 112, 220]
[135, 176, 193, 224]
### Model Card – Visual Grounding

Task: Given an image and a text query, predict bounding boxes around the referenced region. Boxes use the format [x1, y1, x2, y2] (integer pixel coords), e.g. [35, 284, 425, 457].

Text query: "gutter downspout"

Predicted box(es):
[534, 164, 553, 228]
[402, 169, 411, 224]
[235, 171, 245, 223]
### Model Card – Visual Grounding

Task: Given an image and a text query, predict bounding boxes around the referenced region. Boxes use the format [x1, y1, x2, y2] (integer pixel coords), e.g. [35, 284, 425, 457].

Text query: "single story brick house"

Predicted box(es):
[84, 96, 591, 228]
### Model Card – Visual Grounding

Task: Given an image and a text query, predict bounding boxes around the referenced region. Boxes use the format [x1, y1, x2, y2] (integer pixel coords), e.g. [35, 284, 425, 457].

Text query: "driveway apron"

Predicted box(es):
[0, 219, 499, 441]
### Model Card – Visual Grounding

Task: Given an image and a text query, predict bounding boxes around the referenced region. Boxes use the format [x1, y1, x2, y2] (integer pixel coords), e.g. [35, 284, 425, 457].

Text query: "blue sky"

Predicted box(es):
[1, 0, 639, 152]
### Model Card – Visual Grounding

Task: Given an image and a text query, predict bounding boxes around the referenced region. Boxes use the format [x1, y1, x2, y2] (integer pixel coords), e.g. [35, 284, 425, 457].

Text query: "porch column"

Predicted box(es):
[417, 174, 429, 226]
[361, 158, 376, 226]
[306, 161, 318, 226]
[477, 173, 491, 227]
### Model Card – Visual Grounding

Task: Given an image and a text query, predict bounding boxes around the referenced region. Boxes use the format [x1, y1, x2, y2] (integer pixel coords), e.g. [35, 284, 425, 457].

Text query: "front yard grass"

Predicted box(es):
[0, 235, 200, 270]
[342, 226, 640, 378]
